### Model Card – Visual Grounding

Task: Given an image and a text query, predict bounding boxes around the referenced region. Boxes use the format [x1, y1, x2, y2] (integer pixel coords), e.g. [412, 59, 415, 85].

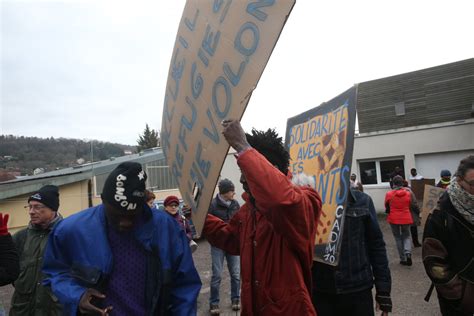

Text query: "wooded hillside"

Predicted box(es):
[0, 135, 135, 176]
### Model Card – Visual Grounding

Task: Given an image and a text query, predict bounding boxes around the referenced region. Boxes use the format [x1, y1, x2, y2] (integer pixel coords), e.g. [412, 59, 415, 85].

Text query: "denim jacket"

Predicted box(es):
[312, 189, 391, 295]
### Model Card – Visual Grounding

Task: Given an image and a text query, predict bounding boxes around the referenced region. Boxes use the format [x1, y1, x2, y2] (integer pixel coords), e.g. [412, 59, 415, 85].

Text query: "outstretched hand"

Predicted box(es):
[0, 213, 10, 236]
[78, 288, 112, 315]
[221, 119, 250, 153]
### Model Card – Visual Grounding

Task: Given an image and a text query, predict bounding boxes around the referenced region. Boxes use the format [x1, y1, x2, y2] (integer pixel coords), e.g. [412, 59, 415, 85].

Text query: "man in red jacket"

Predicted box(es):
[204, 120, 322, 315]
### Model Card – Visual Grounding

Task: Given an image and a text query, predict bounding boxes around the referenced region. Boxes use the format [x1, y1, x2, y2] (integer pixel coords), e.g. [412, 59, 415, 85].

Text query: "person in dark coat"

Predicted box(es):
[436, 169, 452, 190]
[208, 179, 241, 314]
[423, 155, 474, 315]
[312, 189, 392, 316]
[162, 195, 198, 253]
[10, 185, 63, 316]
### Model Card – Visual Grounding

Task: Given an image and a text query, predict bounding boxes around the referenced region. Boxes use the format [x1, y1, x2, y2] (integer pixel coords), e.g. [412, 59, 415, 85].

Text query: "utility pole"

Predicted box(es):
[90, 140, 93, 163]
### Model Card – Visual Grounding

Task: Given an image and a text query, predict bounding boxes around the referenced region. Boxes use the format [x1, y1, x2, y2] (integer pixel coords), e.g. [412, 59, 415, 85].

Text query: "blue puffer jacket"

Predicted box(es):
[42, 204, 201, 315]
[312, 189, 391, 295]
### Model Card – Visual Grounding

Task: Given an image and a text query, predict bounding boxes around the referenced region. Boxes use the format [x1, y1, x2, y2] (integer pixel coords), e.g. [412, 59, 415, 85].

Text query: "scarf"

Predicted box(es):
[218, 194, 232, 207]
[440, 178, 451, 185]
[29, 212, 63, 230]
[447, 181, 474, 225]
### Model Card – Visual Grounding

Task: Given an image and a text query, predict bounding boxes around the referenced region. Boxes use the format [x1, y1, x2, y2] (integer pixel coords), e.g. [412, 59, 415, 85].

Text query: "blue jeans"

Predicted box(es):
[210, 246, 240, 305]
[390, 224, 412, 261]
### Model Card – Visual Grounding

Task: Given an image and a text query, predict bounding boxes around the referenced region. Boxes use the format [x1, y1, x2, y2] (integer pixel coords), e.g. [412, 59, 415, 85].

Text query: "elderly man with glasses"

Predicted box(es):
[10, 185, 63, 315]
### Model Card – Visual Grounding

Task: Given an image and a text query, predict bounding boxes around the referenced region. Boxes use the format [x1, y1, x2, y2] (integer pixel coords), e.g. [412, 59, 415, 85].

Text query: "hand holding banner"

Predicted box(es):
[161, 0, 296, 236]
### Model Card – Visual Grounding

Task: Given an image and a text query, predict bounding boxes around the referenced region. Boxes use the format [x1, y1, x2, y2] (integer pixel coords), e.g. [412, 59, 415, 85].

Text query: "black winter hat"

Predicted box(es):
[101, 162, 147, 212]
[440, 169, 451, 177]
[218, 178, 235, 194]
[28, 185, 60, 212]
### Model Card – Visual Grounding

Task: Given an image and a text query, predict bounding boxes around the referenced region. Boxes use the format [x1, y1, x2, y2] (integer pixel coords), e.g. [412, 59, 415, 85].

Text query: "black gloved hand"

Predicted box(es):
[375, 292, 392, 313]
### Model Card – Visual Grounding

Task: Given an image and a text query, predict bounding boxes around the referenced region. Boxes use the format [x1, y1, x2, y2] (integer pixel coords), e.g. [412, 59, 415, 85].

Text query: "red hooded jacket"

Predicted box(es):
[203, 149, 322, 315]
[385, 188, 414, 225]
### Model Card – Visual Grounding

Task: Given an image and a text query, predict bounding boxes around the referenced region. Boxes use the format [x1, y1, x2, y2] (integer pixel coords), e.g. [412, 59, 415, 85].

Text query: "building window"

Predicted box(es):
[380, 159, 405, 182]
[360, 161, 377, 184]
[394, 102, 405, 116]
[359, 158, 405, 185]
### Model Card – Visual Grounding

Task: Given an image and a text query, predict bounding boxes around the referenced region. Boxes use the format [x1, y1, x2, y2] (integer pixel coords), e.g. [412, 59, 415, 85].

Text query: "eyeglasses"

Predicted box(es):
[24, 204, 47, 212]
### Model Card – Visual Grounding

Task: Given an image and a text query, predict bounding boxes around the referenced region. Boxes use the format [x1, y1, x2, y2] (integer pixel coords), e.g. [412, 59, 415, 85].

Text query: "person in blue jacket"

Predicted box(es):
[42, 162, 201, 315]
[312, 188, 392, 316]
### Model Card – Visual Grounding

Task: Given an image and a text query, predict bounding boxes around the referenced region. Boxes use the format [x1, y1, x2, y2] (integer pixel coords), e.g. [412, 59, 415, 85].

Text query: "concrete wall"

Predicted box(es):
[351, 121, 474, 211]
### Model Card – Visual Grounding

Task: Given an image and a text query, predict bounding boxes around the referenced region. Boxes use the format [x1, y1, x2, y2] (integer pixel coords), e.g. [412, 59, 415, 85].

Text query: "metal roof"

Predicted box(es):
[0, 148, 165, 200]
[357, 58, 474, 133]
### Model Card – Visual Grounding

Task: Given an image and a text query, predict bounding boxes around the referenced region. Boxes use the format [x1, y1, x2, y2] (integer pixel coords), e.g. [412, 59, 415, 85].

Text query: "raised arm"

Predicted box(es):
[0, 213, 19, 285]
[238, 148, 321, 252]
[220, 119, 321, 254]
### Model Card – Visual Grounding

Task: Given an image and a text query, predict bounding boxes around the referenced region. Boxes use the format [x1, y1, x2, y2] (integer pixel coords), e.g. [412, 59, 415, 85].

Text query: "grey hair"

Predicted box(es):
[291, 173, 316, 189]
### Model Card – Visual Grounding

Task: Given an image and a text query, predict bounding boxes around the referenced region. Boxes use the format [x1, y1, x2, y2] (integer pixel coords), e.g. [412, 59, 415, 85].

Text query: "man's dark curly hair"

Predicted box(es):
[246, 128, 290, 175]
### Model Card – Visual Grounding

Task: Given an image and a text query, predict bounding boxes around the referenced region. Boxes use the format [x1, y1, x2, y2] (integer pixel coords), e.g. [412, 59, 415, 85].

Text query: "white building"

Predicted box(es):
[351, 58, 474, 210]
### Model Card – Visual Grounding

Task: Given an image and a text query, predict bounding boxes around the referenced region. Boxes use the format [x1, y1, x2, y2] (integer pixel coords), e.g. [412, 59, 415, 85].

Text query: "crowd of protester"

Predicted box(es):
[0, 120, 472, 315]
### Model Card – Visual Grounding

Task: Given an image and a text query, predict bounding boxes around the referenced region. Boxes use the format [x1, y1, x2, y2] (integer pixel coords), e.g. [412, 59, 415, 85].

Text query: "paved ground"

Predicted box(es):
[193, 217, 441, 316]
[0, 216, 441, 315]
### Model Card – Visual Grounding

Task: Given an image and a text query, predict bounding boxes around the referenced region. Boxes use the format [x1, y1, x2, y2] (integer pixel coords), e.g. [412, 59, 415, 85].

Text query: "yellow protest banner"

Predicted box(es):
[285, 87, 357, 265]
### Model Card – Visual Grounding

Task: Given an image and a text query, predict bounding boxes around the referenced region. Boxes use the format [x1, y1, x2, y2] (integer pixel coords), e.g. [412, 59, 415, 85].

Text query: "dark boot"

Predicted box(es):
[406, 253, 412, 266]
[210, 304, 220, 315]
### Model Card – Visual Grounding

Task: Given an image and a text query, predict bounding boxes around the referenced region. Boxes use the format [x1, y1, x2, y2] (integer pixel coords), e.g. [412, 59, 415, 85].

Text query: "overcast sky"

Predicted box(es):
[1, 0, 473, 145]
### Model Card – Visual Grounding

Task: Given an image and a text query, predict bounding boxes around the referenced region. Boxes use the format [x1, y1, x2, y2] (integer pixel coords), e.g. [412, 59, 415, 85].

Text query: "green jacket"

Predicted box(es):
[10, 215, 63, 316]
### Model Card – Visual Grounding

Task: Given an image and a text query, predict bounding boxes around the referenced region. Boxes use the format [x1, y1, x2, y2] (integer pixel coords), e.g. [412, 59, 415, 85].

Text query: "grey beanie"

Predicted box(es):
[218, 178, 235, 194]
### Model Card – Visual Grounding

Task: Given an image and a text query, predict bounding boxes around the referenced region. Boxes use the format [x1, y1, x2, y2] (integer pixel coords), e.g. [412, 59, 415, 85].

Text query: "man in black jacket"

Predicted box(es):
[11, 185, 63, 315]
[312, 188, 392, 316]
[208, 178, 241, 315]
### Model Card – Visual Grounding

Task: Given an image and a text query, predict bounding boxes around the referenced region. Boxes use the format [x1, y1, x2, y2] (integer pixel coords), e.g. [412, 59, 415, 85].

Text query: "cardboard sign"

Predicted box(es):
[421, 185, 445, 226]
[161, 0, 296, 236]
[410, 178, 435, 202]
[285, 87, 357, 265]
